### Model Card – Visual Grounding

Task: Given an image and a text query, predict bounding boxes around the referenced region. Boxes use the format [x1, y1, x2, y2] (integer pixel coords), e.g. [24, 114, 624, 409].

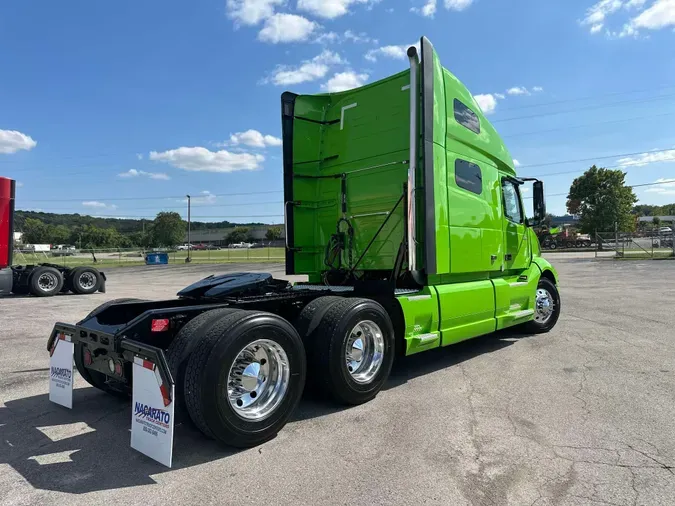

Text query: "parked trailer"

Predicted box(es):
[46, 37, 560, 466]
[0, 177, 106, 297]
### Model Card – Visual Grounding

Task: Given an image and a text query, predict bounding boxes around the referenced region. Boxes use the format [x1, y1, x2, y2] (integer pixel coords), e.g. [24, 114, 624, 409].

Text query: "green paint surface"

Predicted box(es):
[284, 37, 560, 357]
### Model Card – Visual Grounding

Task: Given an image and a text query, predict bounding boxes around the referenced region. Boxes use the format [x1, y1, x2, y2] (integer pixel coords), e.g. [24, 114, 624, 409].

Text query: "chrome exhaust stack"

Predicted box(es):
[407, 46, 419, 273]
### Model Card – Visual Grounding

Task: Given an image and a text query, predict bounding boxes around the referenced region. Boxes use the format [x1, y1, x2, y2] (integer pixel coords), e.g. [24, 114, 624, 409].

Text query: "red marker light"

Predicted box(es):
[84, 349, 93, 366]
[151, 319, 170, 332]
[114, 361, 123, 376]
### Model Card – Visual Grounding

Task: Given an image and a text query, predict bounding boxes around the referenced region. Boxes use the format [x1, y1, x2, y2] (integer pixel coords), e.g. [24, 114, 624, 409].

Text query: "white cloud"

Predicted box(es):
[533, 86, 544, 92]
[150, 147, 265, 173]
[616, 148, 675, 167]
[16, 181, 24, 187]
[632, 0, 675, 30]
[365, 42, 419, 62]
[297, 0, 376, 19]
[322, 71, 369, 92]
[183, 190, 218, 204]
[118, 169, 171, 180]
[82, 201, 117, 210]
[229, 129, 282, 148]
[136, 153, 143, 160]
[581, 0, 623, 33]
[258, 13, 318, 43]
[0, 129, 37, 154]
[412, 0, 437, 17]
[226, 0, 285, 25]
[343, 30, 377, 44]
[644, 178, 675, 195]
[507, 86, 530, 96]
[444, 0, 473, 10]
[513, 159, 521, 167]
[581, 0, 673, 36]
[266, 49, 345, 85]
[473, 94, 498, 115]
[314, 31, 340, 44]
[625, 0, 647, 9]
[495, 93, 505, 99]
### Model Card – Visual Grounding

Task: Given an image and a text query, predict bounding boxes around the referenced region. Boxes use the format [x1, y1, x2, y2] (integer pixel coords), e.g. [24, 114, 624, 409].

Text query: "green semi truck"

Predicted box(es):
[48, 37, 560, 455]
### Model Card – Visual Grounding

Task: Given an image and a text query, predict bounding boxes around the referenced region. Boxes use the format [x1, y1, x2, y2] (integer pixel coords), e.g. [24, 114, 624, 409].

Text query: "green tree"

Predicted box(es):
[50, 224, 71, 244]
[227, 227, 250, 244]
[567, 166, 638, 233]
[265, 226, 282, 241]
[22, 218, 51, 244]
[150, 212, 185, 247]
[70, 225, 124, 249]
[652, 216, 661, 228]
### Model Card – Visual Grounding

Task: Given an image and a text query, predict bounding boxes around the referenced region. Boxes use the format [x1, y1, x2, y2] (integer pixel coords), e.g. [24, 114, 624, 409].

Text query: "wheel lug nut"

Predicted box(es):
[260, 359, 267, 365]
[236, 399, 243, 407]
[250, 391, 257, 399]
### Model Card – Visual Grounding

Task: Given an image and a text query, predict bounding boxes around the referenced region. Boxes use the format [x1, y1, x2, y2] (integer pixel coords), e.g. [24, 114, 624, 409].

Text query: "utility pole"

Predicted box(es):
[186, 195, 192, 263]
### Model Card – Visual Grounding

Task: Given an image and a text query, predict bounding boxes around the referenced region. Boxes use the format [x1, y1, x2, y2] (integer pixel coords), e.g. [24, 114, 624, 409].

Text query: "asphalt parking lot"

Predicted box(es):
[1, 258, 674, 506]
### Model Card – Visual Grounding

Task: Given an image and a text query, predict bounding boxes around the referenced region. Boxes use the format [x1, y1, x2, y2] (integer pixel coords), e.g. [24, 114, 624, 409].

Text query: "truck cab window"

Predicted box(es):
[502, 180, 523, 223]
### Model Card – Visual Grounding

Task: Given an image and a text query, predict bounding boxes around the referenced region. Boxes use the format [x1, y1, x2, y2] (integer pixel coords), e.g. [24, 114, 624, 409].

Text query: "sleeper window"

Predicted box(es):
[455, 159, 482, 195]
[454, 99, 480, 134]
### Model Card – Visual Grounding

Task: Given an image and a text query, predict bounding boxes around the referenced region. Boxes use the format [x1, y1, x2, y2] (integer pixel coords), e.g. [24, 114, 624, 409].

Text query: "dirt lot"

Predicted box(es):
[1, 259, 674, 505]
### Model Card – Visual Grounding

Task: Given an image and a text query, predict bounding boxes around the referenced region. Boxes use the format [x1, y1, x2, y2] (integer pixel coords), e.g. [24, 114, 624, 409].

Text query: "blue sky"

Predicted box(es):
[1, 0, 674, 222]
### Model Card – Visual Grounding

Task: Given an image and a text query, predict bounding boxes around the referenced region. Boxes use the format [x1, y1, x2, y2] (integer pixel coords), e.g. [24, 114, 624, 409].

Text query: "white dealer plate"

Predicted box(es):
[130, 357, 175, 468]
[49, 334, 74, 409]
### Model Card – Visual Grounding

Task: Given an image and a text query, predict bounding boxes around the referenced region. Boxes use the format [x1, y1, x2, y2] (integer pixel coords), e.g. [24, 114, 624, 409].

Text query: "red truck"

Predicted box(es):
[0, 176, 106, 297]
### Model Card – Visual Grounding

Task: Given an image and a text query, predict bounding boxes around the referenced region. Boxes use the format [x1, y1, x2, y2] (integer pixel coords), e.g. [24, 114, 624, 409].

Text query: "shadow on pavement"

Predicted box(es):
[0, 328, 529, 494]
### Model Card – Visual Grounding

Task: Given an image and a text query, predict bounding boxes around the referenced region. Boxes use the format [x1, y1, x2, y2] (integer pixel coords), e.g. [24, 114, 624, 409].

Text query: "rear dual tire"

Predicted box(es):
[181, 309, 306, 448]
[300, 297, 395, 406]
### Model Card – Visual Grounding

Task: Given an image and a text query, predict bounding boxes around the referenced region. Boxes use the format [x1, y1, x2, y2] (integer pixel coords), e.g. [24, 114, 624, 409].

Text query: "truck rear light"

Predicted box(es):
[151, 319, 170, 332]
[84, 349, 92, 366]
[114, 361, 123, 376]
[108, 358, 115, 374]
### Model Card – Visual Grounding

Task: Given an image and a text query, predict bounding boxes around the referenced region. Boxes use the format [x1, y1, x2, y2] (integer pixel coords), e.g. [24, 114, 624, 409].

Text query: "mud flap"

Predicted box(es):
[49, 333, 74, 409]
[130, 357, 175, 468]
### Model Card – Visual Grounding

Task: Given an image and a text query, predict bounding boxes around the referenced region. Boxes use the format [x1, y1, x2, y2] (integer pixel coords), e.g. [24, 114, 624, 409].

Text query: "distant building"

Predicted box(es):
[637, 216, 675, 223]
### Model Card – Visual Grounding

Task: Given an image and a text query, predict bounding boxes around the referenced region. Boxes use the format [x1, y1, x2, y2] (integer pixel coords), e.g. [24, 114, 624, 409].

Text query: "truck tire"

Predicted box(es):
[307, 298, 395, 406]
[522, 278, 561, 334]
[69, 267, 101, 295]
[183, 310, 306, 447]
[295, 296, 345, 341]
[29, 266, 64, 297]
[548, 242, 557, 250]
[166, 308, 241, 421]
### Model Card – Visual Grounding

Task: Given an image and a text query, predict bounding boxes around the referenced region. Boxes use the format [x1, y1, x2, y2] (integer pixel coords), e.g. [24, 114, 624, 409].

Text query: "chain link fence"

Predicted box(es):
[11, 246, 285, 268]
[595, 225, 675, 259]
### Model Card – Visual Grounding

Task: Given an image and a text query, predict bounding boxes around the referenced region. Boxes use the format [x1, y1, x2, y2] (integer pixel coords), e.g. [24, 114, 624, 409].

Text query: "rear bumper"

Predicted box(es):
[48, 322, 174, 402]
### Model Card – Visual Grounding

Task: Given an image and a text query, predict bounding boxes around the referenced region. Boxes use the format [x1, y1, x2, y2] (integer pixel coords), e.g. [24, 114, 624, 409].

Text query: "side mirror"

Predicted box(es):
[533, 181, 546, 223]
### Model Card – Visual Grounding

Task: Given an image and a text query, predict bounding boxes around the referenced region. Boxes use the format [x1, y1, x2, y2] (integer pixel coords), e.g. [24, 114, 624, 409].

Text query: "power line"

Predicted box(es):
[492, 93, 675, 123]
[518, 149, 675, 170]
[502, 111, 675, 140]
[523, 179, 675, 199]
[18, 190, 284, 203]
[495, 84, 675, 113]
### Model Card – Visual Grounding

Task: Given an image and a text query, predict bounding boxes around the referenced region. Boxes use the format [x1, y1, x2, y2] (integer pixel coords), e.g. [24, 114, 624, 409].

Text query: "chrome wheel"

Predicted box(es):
[227, 339, 290, 421]
[79, 272, 97, 289]
[534, 288, 555, 324]
[345, 320, 385, 384]
[38, 273, 58, 292]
